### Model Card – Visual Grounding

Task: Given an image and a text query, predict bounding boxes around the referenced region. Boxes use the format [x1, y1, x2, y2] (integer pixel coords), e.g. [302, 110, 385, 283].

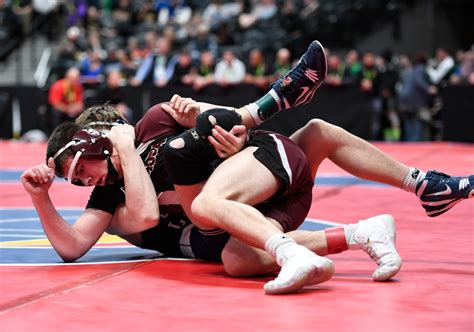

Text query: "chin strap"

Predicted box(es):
[66, 150, 83, 184]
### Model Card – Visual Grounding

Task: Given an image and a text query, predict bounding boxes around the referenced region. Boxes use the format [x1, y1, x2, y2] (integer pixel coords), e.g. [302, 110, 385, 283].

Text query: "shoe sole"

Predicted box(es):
[311, 40, 328, 80]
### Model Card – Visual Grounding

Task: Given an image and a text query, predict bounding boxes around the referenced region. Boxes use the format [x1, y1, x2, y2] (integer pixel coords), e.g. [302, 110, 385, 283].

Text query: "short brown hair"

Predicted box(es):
[46, 122, 87, 177]
[75, 103, 127, 131]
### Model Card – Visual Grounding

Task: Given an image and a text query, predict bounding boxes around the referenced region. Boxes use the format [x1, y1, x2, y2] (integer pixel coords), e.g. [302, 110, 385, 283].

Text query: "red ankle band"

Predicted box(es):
[325, 227, 348, 254]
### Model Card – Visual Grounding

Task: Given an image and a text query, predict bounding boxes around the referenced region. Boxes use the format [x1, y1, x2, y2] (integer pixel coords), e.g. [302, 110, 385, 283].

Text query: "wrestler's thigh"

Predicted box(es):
[290, 122, 328, 177]
[201, 146, 282, 206]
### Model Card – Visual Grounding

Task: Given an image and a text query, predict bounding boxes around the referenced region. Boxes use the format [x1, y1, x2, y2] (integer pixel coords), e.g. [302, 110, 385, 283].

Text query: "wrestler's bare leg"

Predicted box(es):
[290, 119, 410, 186]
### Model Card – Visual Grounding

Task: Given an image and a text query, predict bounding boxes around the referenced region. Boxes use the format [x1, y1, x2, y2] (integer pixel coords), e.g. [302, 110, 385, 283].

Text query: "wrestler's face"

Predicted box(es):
[62, 156, 109, 186]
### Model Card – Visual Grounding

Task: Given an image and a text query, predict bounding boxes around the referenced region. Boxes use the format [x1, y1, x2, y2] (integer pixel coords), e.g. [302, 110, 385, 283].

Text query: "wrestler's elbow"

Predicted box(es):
[57, 250, 82, 263]
[60, 255, 79, 263]
[137, 211, 160, 229]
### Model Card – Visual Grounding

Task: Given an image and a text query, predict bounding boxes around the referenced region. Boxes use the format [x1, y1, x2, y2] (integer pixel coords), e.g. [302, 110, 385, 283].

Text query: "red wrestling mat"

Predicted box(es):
[1, 141, 473, 331]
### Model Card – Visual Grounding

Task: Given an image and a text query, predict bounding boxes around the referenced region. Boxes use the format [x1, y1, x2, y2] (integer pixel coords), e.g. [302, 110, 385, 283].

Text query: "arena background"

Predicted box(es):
[0, 0, 473, 331]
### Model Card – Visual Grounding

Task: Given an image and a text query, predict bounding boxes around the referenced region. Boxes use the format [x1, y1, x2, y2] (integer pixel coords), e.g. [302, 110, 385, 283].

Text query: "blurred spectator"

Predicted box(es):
[135, 0, 157, 31]
[192, 50, 215, 90]
[427, 47, 454, 86]
[155, 0, 192, 27]
[460, 49, 474, 84]
[48, 67, 84, 128]
[273, 47, 292, 78]
[83, 5, 102, 33]
[279, 0, 302, 39]
[468, 72, 474, 85]
[202, 0, 242, 31]
[103, 48, 136, 80]
[111, 0, 136, 39]
[397, 54, 413, 82]
[187, 23, 219, 61]
[398, 54, 437, 141]
[12, 0, 33, 35]
[360, 52, 380, 93]
[115, 49, 137, 79]
[127, 35, 148, 65]
[0, 0, 21, 45]
[377, 51, 400, 141]
[343, 50, 362, 84]
[214, 49, 245, 87]
[169, 48, 194, 85]
[300, 0, 319, 19]
[451, 48, 474, 85]
[142, 30, 158, 56]
[66, 0, 88, 27]
[325, 54, 345, 87]
[360, 52, 383, 139]
[238, 0, 277, 29]
[96, 70, 132, 122]
[80, 49, 104, 85]
[244, 48, 274, 91]
[130, 37, 178, 87]
[214, 20, 235, 47]
[54, 25, 88, 72]
[87, 29, 107, 60]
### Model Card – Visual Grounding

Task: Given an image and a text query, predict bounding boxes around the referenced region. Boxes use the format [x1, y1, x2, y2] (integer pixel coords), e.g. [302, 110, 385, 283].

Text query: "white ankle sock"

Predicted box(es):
[402, 167, 426, 193]
[265, 234, 297, 266]
[343, 223, 358, 248]
[244, 103, 263, 126]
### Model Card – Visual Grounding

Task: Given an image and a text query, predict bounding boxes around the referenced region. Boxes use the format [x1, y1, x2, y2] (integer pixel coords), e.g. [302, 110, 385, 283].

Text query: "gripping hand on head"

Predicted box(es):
[106, 123, 136, 153]
[161, 94, 201, 128]
[208, 125, 248, 159]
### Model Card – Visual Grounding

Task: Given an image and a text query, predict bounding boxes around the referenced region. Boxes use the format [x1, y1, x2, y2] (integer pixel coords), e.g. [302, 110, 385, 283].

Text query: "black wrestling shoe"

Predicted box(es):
[270, 40, 327, 110]
[416, 171, 474, 217]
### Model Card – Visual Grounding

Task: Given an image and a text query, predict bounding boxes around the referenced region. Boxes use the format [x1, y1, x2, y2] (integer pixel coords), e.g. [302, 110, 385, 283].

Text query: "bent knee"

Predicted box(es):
[190, 194, 218, 227]
[306, 119, 329, 135]
[306, 119, 344, 141]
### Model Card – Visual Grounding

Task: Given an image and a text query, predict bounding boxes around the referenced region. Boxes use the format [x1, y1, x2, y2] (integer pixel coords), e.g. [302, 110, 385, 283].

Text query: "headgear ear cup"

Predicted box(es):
[70, 129, 113, 159]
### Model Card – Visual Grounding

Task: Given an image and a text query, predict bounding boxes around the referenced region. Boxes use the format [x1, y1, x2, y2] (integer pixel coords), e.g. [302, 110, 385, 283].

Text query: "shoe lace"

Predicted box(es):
[365, 241, 380, 263]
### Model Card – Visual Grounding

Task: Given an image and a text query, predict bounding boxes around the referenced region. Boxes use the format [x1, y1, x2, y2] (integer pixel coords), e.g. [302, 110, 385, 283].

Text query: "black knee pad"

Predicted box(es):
[195, 108, 242, 137]
[164, 129, 217, 185]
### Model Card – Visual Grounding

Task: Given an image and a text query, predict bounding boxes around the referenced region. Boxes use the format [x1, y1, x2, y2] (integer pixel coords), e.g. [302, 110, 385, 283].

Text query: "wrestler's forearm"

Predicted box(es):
[118, 143, 160, 230]
[30, 194, 91, 262]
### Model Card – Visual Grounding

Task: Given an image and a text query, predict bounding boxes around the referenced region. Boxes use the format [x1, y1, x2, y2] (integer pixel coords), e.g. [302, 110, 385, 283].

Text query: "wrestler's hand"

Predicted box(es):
[208, 125, 248, 158]
[107, 123, 136, 152]
[20, 160, 55, 197]
[162, 94, 201, 128]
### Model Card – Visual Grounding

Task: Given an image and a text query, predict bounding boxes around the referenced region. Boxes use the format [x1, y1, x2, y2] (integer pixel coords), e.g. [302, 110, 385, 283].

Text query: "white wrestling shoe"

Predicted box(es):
[349, 214, 402, 281]
[264, 245, 334, 295]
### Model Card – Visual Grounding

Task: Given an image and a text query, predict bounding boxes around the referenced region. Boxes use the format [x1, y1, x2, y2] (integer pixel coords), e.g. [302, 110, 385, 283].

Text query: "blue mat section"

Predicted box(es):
[0, 209, 334, 264]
